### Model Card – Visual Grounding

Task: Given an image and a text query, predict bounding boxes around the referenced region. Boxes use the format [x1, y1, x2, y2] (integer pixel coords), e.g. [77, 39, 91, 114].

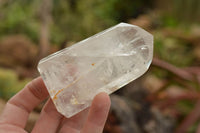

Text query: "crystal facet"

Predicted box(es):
[37, 23, 153, 118]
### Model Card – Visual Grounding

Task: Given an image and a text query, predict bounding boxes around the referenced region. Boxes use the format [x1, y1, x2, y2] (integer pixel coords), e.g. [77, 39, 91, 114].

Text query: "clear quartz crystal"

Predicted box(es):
[38, 23, 153, 118]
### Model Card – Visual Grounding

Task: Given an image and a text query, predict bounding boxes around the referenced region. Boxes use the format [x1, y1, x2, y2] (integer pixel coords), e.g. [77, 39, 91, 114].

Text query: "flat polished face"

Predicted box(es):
[38, 23, 153, 118]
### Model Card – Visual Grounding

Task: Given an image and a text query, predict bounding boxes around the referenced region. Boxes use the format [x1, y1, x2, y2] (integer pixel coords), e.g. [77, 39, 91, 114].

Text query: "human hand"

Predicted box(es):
[0, 77, 110, 133]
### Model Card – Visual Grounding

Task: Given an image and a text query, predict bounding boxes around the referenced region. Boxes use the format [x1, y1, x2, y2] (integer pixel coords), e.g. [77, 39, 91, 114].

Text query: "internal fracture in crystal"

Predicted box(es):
[37, 23, 153, 118]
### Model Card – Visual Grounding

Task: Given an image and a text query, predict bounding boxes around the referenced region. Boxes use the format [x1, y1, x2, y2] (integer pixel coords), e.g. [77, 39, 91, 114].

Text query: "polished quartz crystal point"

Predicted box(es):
[37, 23, 153, 118]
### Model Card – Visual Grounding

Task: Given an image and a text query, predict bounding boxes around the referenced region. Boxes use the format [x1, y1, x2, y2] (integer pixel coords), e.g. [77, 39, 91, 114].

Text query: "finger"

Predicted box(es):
[0, 77, 49, 128]
[81, 92, 110, 133]
[31, 99, 63, 133]
[59, 108, 89, 133]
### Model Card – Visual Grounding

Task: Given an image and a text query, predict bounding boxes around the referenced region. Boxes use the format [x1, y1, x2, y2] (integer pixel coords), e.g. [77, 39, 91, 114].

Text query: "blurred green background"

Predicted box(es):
[0, 0, 200, 132]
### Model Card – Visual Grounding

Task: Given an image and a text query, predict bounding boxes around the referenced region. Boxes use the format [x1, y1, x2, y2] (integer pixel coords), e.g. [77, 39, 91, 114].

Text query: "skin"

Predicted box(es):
[0, 77, 111, 133]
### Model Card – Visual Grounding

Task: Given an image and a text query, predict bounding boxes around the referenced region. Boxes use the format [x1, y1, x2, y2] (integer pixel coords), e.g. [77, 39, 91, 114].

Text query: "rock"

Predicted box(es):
[104, 77, 175, 133]
[108, 95, 142, 133]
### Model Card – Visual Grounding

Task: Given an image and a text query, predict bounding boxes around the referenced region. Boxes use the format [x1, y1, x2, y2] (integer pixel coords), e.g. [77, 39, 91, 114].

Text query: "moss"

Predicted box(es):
[0, 68, 31, 100]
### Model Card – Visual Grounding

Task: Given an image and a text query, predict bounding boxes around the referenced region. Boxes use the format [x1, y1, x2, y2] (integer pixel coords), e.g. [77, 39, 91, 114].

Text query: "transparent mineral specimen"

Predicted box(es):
[38, 23, 153, 118]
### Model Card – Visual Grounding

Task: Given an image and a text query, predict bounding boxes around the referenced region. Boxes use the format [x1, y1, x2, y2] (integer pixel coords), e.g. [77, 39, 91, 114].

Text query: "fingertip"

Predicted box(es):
[81, 92, 111, 132]
[87, 92, 110, 126]
[93, 92, 111, 108]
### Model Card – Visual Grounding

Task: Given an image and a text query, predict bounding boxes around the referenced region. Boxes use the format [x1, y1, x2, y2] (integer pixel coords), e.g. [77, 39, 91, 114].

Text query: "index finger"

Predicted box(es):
[0, 77, 49, 128]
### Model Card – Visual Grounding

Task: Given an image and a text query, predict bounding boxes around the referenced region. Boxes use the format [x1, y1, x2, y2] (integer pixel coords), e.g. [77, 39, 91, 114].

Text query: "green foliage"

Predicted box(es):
[173, 0, 200, 23]
[0, 0, 153, 45]
[176, 100, 194, 116]
[0, 0, 40, 42]
[51, 0, 117, 44]
[160, 15, 179, 28]
[154, 32, 195, 67]
[188, 120, 200, 133]
[51, 0, 152, 44]
[0, 68, 31, 100]
[94, 0, 152, 22]
[159, 0, 200, 26]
